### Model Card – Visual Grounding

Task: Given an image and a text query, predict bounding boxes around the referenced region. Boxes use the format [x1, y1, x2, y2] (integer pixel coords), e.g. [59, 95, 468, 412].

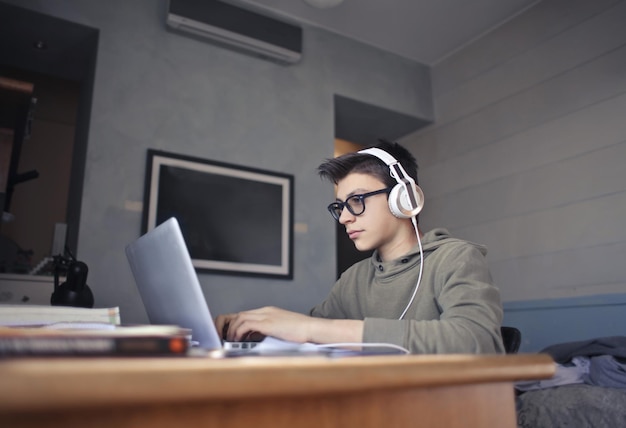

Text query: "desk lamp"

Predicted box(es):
[51, 250, 94, 308]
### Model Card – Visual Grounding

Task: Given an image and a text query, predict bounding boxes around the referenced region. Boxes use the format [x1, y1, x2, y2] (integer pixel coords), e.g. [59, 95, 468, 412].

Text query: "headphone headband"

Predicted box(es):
[359, 147, 398, 166]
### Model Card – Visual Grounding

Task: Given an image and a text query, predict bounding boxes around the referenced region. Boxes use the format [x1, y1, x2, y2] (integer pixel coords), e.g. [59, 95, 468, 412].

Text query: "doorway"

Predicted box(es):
[0, 3, 98, 274]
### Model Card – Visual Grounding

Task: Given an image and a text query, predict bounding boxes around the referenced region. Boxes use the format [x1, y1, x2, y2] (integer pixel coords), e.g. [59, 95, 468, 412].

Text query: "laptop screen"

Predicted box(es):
[125, 217, 223, 350]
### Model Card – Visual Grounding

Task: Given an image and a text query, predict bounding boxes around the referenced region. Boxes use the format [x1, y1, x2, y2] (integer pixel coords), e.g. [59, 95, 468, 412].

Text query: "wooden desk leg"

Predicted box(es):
[4, 382, 517, 428]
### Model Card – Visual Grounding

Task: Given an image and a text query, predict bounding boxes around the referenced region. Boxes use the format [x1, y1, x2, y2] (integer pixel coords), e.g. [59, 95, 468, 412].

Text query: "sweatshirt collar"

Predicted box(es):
[369, 228, 487, 278]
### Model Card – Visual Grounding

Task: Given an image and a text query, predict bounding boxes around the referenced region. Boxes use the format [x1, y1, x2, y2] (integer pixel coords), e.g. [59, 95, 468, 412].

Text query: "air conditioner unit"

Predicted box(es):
[166, 0, 302, 64]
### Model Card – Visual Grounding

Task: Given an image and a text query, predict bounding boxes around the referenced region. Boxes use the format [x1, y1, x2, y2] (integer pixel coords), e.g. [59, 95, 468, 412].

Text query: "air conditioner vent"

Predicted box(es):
[167, 0, 302, 64]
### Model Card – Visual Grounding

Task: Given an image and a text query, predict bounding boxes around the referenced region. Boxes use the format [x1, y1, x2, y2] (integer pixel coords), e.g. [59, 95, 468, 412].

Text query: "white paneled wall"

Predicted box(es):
[404, 0, 626, 303]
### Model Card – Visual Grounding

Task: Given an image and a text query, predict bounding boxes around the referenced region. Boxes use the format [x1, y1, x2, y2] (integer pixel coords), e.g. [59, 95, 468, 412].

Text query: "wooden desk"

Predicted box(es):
[0, 353, 554, 428]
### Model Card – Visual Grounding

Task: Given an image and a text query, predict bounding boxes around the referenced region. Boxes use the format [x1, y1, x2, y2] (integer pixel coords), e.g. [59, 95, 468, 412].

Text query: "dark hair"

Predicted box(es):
[317, 140, 419, 188]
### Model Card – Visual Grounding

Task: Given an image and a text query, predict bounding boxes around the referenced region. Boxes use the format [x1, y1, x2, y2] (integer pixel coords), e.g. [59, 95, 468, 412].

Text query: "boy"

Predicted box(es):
[216, 141, 504, 354]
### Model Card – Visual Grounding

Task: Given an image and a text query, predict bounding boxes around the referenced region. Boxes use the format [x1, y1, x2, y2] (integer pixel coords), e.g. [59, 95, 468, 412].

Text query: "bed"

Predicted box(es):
[515, 336, 626, 428]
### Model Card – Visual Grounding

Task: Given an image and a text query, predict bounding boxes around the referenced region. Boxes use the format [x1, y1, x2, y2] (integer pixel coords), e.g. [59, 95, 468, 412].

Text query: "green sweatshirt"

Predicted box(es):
[310, 228, 505, 354]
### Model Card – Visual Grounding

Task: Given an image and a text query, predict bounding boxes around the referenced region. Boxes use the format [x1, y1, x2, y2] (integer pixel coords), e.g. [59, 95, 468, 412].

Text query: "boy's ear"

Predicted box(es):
[389, 183, 424, 219]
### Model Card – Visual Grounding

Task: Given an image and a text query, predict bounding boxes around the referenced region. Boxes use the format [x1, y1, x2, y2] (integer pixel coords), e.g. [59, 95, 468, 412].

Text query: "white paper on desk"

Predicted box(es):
[254, 336, 321, 353]
[43, 322, 117, 330]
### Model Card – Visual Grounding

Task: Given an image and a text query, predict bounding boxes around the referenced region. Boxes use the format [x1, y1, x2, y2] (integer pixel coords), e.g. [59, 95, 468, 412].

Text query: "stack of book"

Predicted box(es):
[0, 305, 191, 357]
[0, 304, 121, 328]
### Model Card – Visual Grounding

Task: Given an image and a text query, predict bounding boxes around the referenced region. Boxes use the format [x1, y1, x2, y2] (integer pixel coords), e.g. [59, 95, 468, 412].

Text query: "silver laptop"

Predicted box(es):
[125, 217, 260, 353]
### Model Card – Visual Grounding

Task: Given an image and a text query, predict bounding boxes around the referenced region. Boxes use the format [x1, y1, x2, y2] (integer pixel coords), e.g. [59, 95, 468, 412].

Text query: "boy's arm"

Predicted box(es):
[221, 306, 363, 344]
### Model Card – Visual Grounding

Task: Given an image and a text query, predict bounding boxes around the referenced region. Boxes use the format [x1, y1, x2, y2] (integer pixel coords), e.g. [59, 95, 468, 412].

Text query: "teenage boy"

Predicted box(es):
[216, 141, 504, 354]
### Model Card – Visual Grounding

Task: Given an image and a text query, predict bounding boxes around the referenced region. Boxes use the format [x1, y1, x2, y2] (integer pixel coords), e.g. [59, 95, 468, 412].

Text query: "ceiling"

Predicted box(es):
[226, 0, 541, 65]
[0, 1, 543, 73]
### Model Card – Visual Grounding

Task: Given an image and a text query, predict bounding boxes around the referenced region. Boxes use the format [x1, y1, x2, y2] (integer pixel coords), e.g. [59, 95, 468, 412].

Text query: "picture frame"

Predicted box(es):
[142, 149, 293, 279]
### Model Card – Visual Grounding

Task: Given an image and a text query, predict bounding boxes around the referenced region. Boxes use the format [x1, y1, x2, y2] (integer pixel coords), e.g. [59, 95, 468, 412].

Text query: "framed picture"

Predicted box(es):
[142, 149, 293, 279]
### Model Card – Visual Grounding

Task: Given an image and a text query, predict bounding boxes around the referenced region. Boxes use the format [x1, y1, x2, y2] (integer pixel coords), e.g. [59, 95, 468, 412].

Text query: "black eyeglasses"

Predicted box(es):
[327, 187, 392, 221]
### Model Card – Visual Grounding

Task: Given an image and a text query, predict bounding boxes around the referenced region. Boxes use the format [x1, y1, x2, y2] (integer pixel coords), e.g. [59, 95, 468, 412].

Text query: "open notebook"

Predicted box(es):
[125, 217, 408, 357]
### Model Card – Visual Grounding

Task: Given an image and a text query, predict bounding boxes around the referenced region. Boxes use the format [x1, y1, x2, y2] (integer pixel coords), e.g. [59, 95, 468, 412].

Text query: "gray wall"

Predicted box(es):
[7, 0, 432, 323]
[404, 0, 626, 350]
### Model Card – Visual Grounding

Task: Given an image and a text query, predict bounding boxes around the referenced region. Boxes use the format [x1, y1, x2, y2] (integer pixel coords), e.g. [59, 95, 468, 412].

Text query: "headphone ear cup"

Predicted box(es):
[388, 184, 424, 219]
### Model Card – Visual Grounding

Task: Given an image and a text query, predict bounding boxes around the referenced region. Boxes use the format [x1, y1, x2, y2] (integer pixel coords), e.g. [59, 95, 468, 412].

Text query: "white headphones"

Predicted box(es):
[358, 147, 425, 219]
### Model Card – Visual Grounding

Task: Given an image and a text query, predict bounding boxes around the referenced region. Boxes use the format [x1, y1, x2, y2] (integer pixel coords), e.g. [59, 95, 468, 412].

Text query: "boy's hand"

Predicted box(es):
[218, 306, 315, 343]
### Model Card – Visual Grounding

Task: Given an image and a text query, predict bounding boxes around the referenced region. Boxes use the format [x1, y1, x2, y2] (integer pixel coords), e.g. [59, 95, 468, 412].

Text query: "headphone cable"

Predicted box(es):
[398, 216, 423, 320]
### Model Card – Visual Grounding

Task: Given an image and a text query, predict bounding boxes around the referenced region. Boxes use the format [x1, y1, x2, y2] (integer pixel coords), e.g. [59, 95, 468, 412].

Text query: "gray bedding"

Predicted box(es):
[516, 384, 626, 428]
